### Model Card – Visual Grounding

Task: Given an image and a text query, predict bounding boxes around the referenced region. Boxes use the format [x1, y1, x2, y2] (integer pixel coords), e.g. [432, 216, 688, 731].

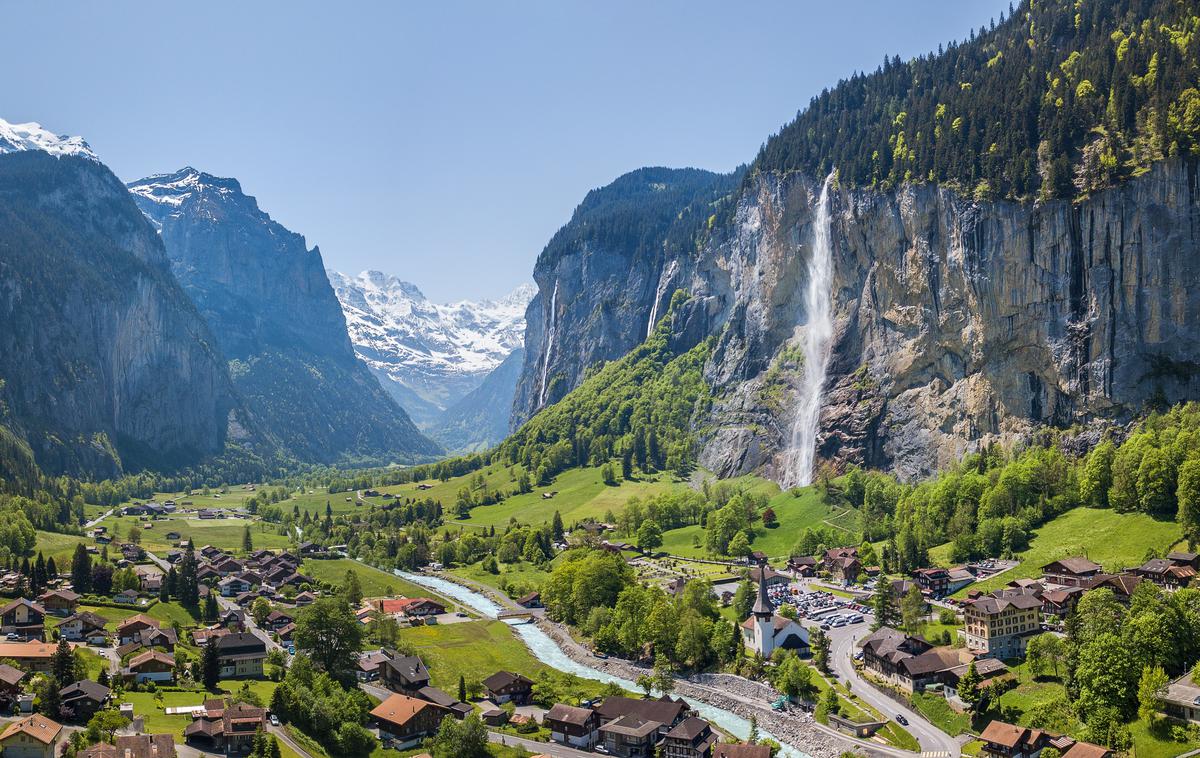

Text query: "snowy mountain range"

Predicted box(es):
[327, 270, 533, 443]
[0, 118, 98, 160]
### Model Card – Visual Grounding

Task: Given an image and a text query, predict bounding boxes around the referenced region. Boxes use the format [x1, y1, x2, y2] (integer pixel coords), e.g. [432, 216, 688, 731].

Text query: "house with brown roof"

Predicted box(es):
[0, 714, 63, 758]
[0, 599, 45, 640]
[962, 590, 1042, 659]
[1040, 586, 1086, 617]
[913, 567, 951, 596]
[545, 704, 599, 748]
[859, 627, 933, 684]
[1134, 557, 1197, 589]
[663, 717, 717, 758]
[786, 555, 818, 577]
[370, 693, 452, 749]
[1086, 572, 1143, 602]
[59, 680, 111, 721]
[58, 612, 109, 644]
[593, 696, 691, 734]
[380, 654, 431, 693]
[0, 664, 26, 707]
[978, 721, 1050, 758]
[0, 641, 59, 673]
[213, 633, 267, 678]
[1060, 742, 1112, 758]
[483, 671, 534, 705]
[116, 614, 161, 645]
[36, 590, 79, 616]
[712, 745, 771, 758]
[1040, 557, 1103, 588]
[79, 734, 176, 758]
[184, 700, 265, 753]
[943, 659, 1011, 705]
[600, 715, 662, 758]
[123, 650, 175, 683]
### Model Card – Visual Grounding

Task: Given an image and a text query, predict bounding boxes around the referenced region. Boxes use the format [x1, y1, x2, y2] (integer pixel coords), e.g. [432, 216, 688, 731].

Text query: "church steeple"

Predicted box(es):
[752, 557, 774, 618]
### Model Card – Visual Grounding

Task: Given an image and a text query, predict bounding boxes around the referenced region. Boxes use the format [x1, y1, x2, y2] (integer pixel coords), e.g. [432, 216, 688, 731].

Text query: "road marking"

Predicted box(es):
[921, 752, 952, 757]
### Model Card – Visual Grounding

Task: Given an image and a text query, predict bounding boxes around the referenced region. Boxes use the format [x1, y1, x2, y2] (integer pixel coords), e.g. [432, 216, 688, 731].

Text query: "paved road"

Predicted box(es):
[85, 508, 115, 529]
[488, 731, 595, 758]
[827, 623, 960, 757]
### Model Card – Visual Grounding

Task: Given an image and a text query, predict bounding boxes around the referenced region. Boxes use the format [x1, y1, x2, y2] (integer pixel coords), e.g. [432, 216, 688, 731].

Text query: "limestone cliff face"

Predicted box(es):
[518, 158, 1200, 481]
[0, 152, 240, 476]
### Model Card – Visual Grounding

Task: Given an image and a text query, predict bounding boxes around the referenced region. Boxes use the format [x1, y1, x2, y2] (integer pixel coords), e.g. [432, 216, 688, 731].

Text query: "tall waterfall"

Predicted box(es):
[646, 261, 679, 337]
[782, 172, 836, 489]
[537, 280, 559, 408]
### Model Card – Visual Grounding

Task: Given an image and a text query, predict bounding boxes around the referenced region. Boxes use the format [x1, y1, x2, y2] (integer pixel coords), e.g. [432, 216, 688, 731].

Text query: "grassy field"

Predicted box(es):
[929, 507, 1183, 597]
[101, 513, 293, 554]
[397, 620, 547, 691]
[121, 690, 210, 734]
[33, 531, 90, 566]
[449, 559, 553, 597]
[302, 558, 435, 601]
[659, 478, 854, 560]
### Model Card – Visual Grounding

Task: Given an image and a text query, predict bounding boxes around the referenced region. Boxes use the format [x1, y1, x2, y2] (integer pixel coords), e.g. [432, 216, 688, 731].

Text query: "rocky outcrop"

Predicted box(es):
[0, 152, 242, 476]
[128, 168, 440, 465]
[518, 158, 1200, 482]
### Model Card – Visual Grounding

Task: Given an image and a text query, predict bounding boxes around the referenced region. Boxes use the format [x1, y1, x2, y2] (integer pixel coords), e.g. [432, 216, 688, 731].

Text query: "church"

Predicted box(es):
[739, 559, 809, 657]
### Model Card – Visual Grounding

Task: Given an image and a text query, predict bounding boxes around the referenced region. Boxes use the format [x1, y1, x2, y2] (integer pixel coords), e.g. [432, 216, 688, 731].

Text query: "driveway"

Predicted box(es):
[827, 623, 960, 757]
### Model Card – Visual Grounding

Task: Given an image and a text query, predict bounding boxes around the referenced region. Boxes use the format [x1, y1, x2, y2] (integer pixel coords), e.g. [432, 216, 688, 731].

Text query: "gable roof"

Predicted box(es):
[383, 655, 430, 685]
[979, 721, 1043, 749]
[0, 664, 25, 687]
[60, 679, 111, 702]
[593, 695, 687, 726]
[713, 745, 771, 758]
[483, 671, 534, 691]
[545, 703, 595, 726]
[370, 693, 445, 727]
[0, 715, 63, 744]
[1041, 557, 1102, 575]
[116, 614, 160, 633]
[128, 650, 175, 669]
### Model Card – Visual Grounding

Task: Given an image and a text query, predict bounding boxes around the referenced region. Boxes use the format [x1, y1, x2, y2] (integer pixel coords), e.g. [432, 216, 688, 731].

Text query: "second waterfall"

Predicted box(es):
[781, 172, 836, 489]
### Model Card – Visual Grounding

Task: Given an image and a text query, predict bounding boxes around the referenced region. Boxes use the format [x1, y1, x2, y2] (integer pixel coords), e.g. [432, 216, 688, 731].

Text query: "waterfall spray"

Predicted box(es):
[537, 280, 559, 408]
[646, 261, 679, 338]
[782, 172, 836, 489]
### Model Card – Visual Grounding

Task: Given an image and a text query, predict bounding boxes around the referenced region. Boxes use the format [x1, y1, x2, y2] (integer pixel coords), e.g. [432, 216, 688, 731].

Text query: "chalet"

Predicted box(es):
[213, 558, 244, 576]
[198, 510, 219, 520]
[0, 714, 63, 758]
[165, 532, 181, 541]
[275, 623, 296, 642]
[713, 745, 771, 758]
[481, 707, 507, 726]
[978, 721, 1050, 758]
[0, 599, 45, 640]
[371, 694, 452, 749]
[664, 718, 717, 758]
[358, 649, 395, 682]
[913, 567, 951, 596]
[859, 627, 933, 682]
[1040, 558, 1103, 588]
[822, 546, 858, 571]
[218, 576, 252, 597]
[0, 641, 59, 673]
[118, 543, 144, 561]
[745, 565, 789, 589]
[80, 734, 177, 758]
[1163, 673, 1200, 723]
[483, 671, 534, 705]
[786, 556, 818, 577]
[114, 589, 140, 605]
[135, 567, 163, 592]
[199, 545, 223, 560]
[196, 566, 220, 584]
[191, 628, 228, 647]
[1040, 586, 1086, 617]
[58, 612, 109, 644]
[0, 664, 26, 706]
[184, 700, 265, 753]
[59, 680, 111, 721]
[412, 685, 472, 720]
[123, 505, 150, 517]
[600, 714, 662, 758]
[142, 626, 178, 650]
[947, 567, 976, 593]
[829, 556, 861, 584]
[1169, 552, 1200, 569]
[943, 659, 1011, 704]
[381, 655, 431, 693]
[116, 614, 161, 645]
[1086, 573, 1142, 602]
[393, 598, 446, 617]
[593, 696, 691, 734]
[234, 592, 256, 608]
[517, 591, 542, 609]
[546, 703, 599, 748]
[298, 542, 328, 558]
[123, 651, 175, 684]
[293, 591, 317, 605]
[95, 535, 112, 545]
[213, 633, 267, 678]
[36, 590, 79, 616]
[1133, 557, 1197, 589]
[266, 610, 294, 631]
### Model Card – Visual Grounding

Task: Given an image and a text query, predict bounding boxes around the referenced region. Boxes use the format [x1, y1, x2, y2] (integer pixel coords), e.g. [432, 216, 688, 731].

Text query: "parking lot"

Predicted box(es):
[766, 581, 873, 630]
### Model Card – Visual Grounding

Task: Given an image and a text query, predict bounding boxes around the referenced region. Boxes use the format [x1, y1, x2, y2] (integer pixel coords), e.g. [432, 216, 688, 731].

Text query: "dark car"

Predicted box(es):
[896, 714, 909, 726]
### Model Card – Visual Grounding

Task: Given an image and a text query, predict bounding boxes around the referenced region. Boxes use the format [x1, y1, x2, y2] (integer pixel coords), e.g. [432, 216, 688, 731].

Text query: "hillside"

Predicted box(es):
[128, 168, 439, 466]
[931, 506, 1184, 597]
[755, 0, 1200, 200]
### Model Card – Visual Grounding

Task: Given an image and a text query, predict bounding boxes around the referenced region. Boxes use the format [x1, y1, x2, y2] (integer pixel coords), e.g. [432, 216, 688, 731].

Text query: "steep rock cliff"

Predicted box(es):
[518, 158, 1200, 481]
[0, 150, 241, 476]
[128, 168, 440, 465]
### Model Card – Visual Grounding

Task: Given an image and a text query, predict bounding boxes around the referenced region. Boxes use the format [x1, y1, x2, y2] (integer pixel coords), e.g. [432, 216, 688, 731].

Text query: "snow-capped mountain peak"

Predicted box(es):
[0, 117, 98, 161]
[329, 270, 532, 380]
[127, 167, 243, 208]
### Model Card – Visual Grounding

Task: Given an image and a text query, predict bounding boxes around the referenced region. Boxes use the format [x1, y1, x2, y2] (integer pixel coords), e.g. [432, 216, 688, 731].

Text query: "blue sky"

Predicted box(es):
[3, 1, 1010, 301]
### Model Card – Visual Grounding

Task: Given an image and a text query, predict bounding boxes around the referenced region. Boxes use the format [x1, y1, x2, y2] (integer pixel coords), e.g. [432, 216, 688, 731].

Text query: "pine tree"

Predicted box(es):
[51, 638, 74, 685]
[45, 556, 57, 581]
[242, 525, 253, 553]
[552, 511, 565, 542]
[201, 639, 220, 690]
[98, 668, 109, 686]
[203, 593, 219, 623]
[872, 580, 901, 630]
[458, 674, 467, 702]
[70, 544, 92, 594]
[33, 553, 46, 594]
[180, 542, 199, 607]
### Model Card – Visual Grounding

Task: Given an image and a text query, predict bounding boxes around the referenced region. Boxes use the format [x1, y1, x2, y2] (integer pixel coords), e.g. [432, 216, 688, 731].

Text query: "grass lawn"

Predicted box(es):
[148, 601, 201, 629]
[302, 558, 433, 600]
[931, 507, 1183, 597]
[450, 560, 551, 598]
[120, 690, 209, 735]
[910, 691, 972, 736]
[52, 604, 140, 631]
[659, 477, 856, 560]
[1128, 716, 1200, 758]
[398, 620, 549, 691]
[218, 677, 278, 705]
[75, 646, 108, 678]
[103, 513, 292, 554]
[34, 531, 90, 567]
[153, 486, 263, 511]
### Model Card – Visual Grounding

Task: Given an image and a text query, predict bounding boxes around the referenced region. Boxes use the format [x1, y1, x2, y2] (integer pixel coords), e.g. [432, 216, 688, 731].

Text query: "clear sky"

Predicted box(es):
[2, 1, 1010, 302]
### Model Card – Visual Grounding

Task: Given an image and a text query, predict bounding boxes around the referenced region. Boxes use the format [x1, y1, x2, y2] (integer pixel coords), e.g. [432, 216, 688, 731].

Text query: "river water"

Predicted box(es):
[392, 569, 809, 758]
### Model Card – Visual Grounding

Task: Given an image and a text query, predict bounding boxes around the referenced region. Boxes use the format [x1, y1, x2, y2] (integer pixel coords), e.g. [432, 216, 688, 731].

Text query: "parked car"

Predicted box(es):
[896, 714, 909, 726]
[269, 715, 280, 726]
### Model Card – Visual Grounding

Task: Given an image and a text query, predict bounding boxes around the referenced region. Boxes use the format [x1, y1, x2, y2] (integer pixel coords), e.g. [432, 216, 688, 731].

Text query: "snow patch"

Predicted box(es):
[0, 117, 98, 161]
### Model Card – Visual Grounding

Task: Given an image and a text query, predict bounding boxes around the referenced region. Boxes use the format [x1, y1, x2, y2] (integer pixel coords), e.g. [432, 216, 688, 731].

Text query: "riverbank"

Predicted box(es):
[531, 618, 856, 758]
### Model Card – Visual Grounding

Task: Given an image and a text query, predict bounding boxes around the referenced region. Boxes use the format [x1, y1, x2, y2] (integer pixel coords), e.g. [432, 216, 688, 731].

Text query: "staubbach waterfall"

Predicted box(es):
[781, 172, 835, 489]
